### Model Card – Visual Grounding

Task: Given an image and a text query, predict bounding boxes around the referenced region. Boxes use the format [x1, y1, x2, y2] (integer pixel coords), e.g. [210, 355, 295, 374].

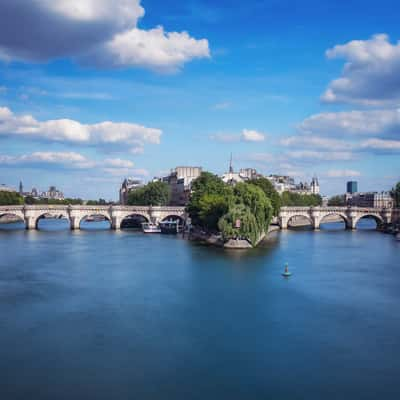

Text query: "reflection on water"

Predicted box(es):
[0, 219, 399, 399]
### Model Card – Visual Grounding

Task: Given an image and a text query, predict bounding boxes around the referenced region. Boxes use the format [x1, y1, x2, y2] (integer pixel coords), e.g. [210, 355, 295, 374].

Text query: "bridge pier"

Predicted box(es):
[111, 217, 122, 230]
[70, 216, 80, 230]
[25, 216, 36, 230]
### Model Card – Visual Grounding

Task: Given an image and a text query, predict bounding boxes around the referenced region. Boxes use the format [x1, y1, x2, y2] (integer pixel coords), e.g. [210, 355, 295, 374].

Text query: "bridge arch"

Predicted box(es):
[35, 212, 71, 230]
[161, 214, 185, 223]
[0, 212, 26, 229]
[79, 214, 111, 230]
[319, 213, 349, 229]
[286, 214, 313, 229]
[120, 213, 150, 229]
[354, 214, 383, 230]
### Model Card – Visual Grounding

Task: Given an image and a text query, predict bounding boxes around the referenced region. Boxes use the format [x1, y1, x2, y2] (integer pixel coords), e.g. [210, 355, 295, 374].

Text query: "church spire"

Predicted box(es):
[229, 153, 233, 173]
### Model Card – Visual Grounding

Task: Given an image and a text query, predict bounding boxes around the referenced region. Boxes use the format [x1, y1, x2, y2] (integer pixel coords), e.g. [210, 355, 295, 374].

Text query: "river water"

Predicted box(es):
[0, 220, 399, 399]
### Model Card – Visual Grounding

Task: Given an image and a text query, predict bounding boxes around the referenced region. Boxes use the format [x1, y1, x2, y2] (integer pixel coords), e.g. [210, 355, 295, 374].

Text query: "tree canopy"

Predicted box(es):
[248, 177, 281, 216]
[281, 191, 322, 207]
[187, 173, 273, 246]
[328, 195, 346, 206]
[127, 181, 170, 206]
[392, 182, 400, 208]
[187, 172, 232, 230]
[218, 183, 273, 246]
[0, 191, 24, 205]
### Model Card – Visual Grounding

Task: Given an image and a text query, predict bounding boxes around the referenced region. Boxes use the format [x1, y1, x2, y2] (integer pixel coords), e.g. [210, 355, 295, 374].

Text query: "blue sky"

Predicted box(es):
[0, 0, 399, 200]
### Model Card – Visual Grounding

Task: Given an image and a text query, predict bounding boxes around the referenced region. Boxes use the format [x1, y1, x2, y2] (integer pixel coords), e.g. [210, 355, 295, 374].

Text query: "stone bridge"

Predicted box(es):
[0, 205, 187, 230]
[279, 206, 400, 230]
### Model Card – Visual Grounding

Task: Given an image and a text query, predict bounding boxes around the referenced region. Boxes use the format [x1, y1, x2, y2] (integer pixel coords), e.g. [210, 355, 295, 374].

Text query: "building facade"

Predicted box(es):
[347, 192, 394, 208]
[162, 166, 202, 206]
[119, 178, 144, 205]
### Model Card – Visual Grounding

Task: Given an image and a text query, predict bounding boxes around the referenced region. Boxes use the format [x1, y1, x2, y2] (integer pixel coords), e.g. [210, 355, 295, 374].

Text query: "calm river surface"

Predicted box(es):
[1, 220, 399, 399]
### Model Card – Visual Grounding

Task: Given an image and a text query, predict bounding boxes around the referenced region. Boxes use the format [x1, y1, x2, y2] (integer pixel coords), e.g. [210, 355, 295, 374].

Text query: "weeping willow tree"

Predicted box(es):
[218, 204, 260, 246]
[218, 183, 273, 246]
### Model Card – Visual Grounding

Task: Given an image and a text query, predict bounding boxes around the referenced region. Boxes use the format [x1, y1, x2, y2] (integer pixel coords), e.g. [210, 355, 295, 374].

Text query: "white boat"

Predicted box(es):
[141, 222, 161, 234]
[396, 233, 400, 241]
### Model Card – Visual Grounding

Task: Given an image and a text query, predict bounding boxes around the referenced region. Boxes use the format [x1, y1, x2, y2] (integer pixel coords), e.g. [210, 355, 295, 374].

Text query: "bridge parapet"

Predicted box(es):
[0, 204, 187, 230]
[279, 206, 398, 230]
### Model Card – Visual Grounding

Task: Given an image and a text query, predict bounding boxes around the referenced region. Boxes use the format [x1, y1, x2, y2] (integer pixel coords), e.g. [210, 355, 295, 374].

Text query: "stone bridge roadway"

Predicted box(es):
[0, 205, 399, 231]
[0, 205, 187, 230]
[279, 206, 400, 230]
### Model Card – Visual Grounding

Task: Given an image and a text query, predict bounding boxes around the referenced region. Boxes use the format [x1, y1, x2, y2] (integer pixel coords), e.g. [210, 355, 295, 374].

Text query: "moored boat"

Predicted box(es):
[159, 220, 182, 234]
[396, 233, 400, 241]
[141, 222, 161, 233]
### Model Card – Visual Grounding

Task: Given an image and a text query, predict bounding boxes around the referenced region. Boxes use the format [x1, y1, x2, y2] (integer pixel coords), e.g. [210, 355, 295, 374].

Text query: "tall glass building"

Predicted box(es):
[347, 181, 358, 194]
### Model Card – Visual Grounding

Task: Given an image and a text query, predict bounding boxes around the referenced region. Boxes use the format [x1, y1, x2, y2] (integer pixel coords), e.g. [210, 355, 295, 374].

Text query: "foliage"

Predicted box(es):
[218, 183, 273, 245]
[197, 194, 230, 232]
[127, 181, 170, 206]
[86, 199, 108, 205]
[248, 177, 281, 216]
[218, 204, 259, 246]
[392, 182, 400, 207]
[187, 174, 273, 246]
[0, 191, 24, 205]
[24, 196, 83, 205]
[187, 172, 232, 229]
[281, 191, 322, 207]
[328, 195, 346, 206]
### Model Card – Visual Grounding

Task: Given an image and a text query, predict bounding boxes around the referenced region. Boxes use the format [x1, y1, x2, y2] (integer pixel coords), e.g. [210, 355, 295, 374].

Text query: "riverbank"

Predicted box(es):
[189, 224, 281, 249]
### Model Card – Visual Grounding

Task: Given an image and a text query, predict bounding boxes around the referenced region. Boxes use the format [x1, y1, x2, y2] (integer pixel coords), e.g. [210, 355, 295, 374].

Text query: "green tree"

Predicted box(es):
[197, 194, 230, 232]
[328, 195, 346, 206]
[0, 191, 24, 205]
[187, 172, 232, 228]
[218, 183, 273, 246]
[281, 191, 322, 207]
[392, 182, 400, 207]
[218, 204, 259, 246]
[128, 181, 170, 206]
[248, 177, 281, 216]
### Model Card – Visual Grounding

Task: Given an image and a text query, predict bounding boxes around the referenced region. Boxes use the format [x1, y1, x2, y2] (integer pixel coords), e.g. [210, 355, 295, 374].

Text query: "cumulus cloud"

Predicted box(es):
[299, 109, 400, 138]
[211, 129, 266, 143]
[360, 138, 400, 152]
[241, 129, 265, 142]
[0, 152, 94, 169]
[0, 0, 210, 72]
[280, 136, 348, 150]
[286, 150, 354, 161]
[322, 34, 400, 105]
[0, 151, 138, 175]
[0, 106, 161, 153]
[326, 169, 361, 178]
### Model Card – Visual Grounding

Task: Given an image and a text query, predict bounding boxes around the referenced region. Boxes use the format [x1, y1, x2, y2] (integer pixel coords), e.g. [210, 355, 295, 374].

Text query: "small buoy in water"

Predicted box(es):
[282, 263, 292, 277]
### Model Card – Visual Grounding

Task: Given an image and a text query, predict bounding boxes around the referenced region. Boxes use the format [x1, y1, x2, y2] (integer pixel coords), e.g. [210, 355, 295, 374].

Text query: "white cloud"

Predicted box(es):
[241, 129, 265, 142]
[0, 152, 94, 169]
[360, 138, 400, 151]
[322, 34, 400, 105]
[299, 109, 400, 138]
[98, 27, 210, 72]
[103, 158, 134, 168]
[0, 151, 138, 175]
[211, 129, 266, 143]
[280, 136, 348, 150]
[0, 106, 162, 153]
[286, 150, 354, 161]
[0, 0, 210, 72]
[326, 169, 361, 178]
